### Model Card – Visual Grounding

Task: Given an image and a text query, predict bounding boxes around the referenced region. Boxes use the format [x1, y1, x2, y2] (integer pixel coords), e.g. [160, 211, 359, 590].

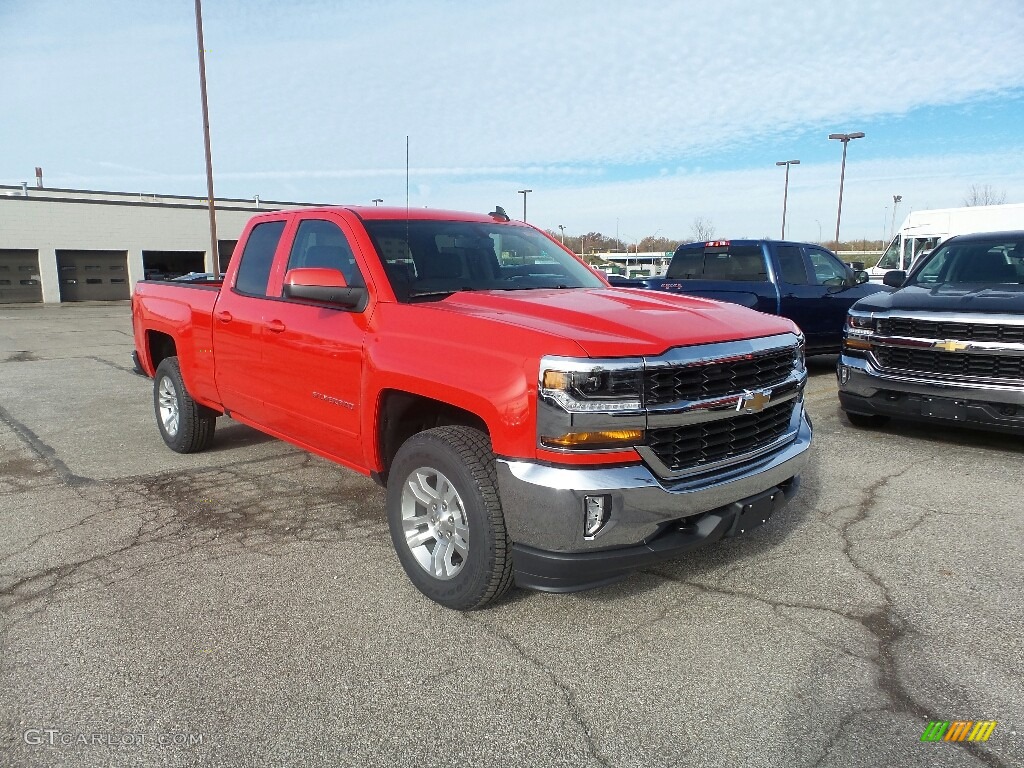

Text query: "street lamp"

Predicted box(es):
[828, 131, 865, 245]
[775, 160, 800, 240]
[891, 194, 902, 239]
[558, 224, 565, 244]
[517, 189, 532, 222]
[372, 198, 383, 206]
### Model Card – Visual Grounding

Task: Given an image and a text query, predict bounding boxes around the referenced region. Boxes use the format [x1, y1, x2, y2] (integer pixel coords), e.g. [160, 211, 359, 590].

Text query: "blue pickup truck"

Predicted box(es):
[634, 240, 888, 354]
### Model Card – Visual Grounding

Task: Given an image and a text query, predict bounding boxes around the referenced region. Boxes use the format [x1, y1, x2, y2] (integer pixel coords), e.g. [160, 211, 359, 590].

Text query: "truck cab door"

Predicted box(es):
[258, 214, 371, 467]
[801, 245, 860, 352]
[772, 244, 819, 343]
[212, 218, 290, 422]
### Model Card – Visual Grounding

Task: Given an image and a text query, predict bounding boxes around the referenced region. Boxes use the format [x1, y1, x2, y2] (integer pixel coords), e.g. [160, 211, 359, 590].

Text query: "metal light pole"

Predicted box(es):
[194, 0, 220, 278]
[372, 198, 383, 206]
[518, 189, 532, 222]
[891, 194, 902, 239]
[775, 160, 800, 240]
[558, 224, 565, 244]
[828, 132, 865, 245]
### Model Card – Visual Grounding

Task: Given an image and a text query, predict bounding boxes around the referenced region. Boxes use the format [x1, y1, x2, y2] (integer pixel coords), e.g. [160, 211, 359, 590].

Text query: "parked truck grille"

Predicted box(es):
[643, 347, 796, 405]
[877, 318, 1024, 344]
[646, 400, 796, 473]
[872, 347, 1024, 381]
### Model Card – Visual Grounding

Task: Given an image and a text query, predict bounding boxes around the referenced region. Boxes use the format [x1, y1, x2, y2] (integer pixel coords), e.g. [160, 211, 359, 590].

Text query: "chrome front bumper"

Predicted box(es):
[495, 404, 812, 554]
[837, 354, 1024, 432]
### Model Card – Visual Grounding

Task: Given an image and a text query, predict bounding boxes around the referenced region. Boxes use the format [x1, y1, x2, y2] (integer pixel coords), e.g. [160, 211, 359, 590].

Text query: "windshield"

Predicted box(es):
[876, 236, 901, 270]
[362, 219, 605, 301]
[910, 236, 1024, 286]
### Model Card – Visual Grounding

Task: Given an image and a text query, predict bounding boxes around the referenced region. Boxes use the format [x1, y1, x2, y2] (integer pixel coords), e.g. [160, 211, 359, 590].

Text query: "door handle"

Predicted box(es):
[266, 319, 286, 333]
[216, 310, 232, 323]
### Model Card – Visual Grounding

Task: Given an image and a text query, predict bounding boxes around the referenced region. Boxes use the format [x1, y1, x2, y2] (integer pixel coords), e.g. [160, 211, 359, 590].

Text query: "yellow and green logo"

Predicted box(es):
[921, 720, 997, 742]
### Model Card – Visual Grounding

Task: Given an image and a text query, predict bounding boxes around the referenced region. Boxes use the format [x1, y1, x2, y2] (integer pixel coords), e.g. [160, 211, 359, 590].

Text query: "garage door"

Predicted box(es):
[56, 250, 130, 301]
[0, 250, 43, 303]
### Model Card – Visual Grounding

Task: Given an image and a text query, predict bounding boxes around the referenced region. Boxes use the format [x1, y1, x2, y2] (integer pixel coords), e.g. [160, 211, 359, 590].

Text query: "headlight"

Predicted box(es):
[538, 356, 644, 451]
[795, 334, 806, 372]
[846, 313, 874, 331]
[844, 312, 874, 352]
[539, 360, 643, 412]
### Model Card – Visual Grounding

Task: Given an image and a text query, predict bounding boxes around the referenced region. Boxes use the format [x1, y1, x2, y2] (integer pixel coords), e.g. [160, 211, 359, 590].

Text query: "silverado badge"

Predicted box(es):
[736, 389, 771, 413]
[934, 340, 970, 353]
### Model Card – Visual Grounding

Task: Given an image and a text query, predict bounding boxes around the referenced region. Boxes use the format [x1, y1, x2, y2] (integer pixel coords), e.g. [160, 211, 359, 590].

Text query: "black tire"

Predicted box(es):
[153, 357, 217, 453]
[386, 426, 513, 610]
[844, 410, 889, 428]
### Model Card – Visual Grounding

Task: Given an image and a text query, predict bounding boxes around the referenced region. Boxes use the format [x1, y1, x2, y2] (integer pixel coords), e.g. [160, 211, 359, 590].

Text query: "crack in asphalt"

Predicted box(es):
[641, 457, 1011, 768]
[0, 402, 91, 487]
[465, 616, 611, 768]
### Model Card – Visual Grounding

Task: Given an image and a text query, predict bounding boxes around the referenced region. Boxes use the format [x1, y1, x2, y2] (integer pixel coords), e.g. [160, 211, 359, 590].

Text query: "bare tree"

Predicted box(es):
[963, 184, 1007, 207]
[690, 216, 716, 242]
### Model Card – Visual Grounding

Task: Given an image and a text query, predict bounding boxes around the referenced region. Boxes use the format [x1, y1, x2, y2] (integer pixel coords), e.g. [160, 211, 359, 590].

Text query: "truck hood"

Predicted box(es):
[429, 288, 798, 357]
[853, 283, 1024, 315]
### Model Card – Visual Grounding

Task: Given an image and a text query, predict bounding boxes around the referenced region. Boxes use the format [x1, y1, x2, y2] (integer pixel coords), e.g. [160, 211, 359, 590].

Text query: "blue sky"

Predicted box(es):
[2, 0, 1024, 243]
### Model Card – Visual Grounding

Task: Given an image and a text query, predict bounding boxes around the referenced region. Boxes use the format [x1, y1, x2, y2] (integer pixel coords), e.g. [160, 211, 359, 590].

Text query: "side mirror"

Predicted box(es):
[854, 270, 870, 284]
[283, 267, 367, 309]
[882, 270, 907, 288]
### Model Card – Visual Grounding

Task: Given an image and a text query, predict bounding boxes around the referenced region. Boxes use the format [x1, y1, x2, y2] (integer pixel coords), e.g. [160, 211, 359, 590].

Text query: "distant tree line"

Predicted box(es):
[547, 215, 884, 260]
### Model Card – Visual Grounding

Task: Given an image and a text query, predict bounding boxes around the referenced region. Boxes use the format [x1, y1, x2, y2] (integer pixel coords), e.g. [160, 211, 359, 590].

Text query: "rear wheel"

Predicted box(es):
[154, 357, 216, 453]
[844, 410, 889, 428]
[386, 426, 513, 610]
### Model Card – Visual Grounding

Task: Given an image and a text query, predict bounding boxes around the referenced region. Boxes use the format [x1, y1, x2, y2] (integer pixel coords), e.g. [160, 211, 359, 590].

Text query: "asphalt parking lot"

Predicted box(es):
[1, 302, 1021, 768]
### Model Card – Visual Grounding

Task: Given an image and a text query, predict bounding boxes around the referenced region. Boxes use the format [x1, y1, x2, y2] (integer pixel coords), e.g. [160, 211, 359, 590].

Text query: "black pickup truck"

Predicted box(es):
[635, 240, 887, 354]
[838, 230, 1024, 434]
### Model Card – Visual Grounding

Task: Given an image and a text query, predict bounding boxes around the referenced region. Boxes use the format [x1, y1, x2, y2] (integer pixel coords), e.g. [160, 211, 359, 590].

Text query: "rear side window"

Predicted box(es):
[775, 245, 808, 284]
[235, 221, 286, 297]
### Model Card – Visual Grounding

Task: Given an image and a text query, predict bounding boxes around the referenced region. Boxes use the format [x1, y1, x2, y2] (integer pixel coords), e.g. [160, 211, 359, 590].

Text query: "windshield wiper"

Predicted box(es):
[406, 288, 476, 301]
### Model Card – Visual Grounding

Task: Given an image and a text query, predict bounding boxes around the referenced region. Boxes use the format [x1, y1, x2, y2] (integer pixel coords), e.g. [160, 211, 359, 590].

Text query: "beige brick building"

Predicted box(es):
[0, 185, 320, 303]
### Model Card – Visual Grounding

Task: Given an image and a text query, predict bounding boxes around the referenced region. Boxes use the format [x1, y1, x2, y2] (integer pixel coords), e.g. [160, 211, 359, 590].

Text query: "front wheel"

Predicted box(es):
[153, 357, 216, 453]
[386, 426, 513, 610]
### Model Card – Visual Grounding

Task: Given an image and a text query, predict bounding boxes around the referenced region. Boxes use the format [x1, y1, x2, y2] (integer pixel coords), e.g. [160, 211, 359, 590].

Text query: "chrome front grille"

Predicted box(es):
[872, 346, 1024, 381]
[646, 400, 797, 474]
[877, 317, 1024, 344]
[643, 347, 796, 405]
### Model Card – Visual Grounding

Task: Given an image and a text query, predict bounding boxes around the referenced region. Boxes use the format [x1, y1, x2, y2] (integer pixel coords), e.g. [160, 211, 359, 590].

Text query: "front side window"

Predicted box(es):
[235, 220, 286, 297]
[285, 219, 365, 289]
[804, 248, 848, 286]
[362, 220, 603, 300]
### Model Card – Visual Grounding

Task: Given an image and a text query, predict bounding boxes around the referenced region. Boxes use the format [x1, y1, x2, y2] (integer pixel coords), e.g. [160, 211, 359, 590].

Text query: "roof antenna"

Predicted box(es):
[488, 205, 510, 222]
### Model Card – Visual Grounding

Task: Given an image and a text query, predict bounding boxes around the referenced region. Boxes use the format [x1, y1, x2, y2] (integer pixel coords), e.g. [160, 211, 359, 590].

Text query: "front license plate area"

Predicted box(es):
[921, 396, 967, 421]
[728, 487, 781, 536]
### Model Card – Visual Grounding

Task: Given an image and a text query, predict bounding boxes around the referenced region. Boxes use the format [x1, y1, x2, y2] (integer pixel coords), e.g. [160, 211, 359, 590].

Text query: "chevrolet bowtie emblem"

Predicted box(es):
[934, 339, 969, 353]
[737, 389, 771, 413]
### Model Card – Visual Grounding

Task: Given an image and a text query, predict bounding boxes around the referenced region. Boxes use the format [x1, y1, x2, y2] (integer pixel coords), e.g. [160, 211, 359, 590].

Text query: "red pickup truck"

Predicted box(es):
[132, 205, 812, 609]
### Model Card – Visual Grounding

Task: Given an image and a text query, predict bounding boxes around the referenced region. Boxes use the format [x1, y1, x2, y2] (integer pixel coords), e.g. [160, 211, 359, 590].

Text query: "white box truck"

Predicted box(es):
[868, 202, 1024, 281]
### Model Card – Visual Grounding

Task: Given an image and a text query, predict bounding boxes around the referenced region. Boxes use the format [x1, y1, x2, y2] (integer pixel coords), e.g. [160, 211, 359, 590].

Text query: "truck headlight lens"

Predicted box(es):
[540, 364, 642, 412]
[540, 429, 645, 450]
[846, 314, 874, 331]
[844, 313, 874, 352]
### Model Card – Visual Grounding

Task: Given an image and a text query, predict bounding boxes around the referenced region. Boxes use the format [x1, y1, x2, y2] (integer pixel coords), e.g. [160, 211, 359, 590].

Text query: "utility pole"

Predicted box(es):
[194, 0, 220, 278]
[775, 160, 800, 240]
[517, 189, 532, 222]
[828, 132, 865, 245]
